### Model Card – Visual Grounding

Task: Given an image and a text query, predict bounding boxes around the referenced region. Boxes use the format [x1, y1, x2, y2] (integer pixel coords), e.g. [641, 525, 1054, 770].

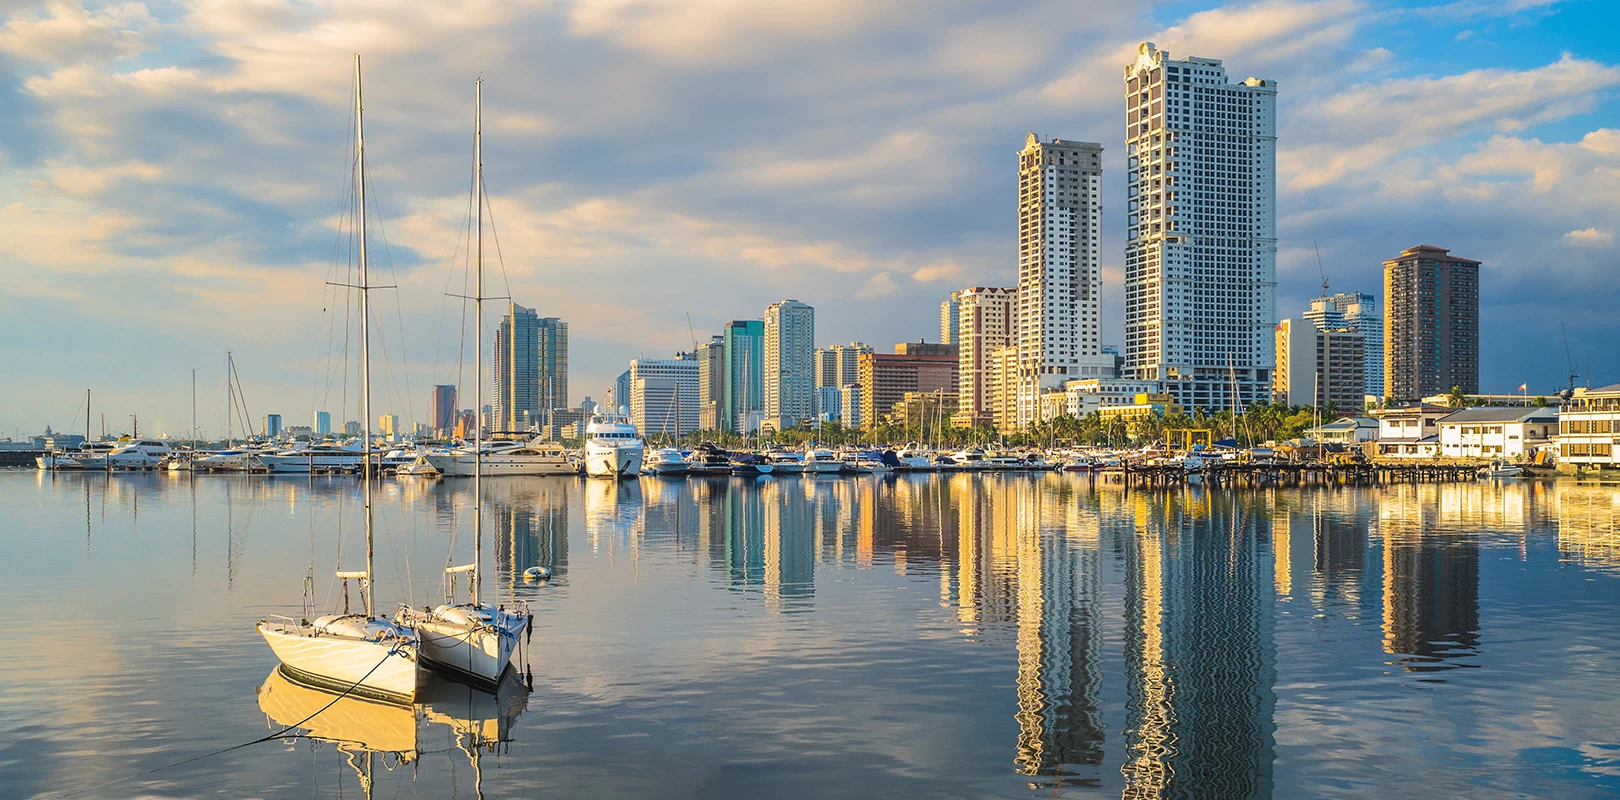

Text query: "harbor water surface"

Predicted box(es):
[4, 470, 1620, 798]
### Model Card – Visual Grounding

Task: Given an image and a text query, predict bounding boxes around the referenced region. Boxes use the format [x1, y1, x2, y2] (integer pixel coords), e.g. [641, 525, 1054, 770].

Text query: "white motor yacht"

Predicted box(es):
[106, 439, 172, 469]
[584, 412, 644, 478]
[193, 446, 267, 472]
[37, 441, 114, 470]
[947, 448, 989, 469]
[260, 440, 365, 473]
[765, 451, 806, 474]
[644, 447, 690, 476]
[801, 449, 844, 474]
[427, 437, 576, 477]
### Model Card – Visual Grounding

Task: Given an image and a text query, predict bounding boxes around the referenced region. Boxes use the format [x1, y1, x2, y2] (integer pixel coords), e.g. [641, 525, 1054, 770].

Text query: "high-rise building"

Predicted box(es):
[343, 420, 361, 437]
[723, 320, 764, 432]
[940, 290, 964, 345]
[430, 384, 457, 436]
[1017, 133, 1109, 425]
[839, 384, 863, 429]
[493, 304, 567, 431]
[1123, 42, 1278, 412]
[763, 299, 815, 429]
[1305, 292, 1383, 398]
[1274, 318, 1366, 413]
[814, 342, 872, 390]
[612, 369, 631, 415]
[1383, 245, 1479, 402]
[378, 413, 400, 441]
[987, 346, 1021, 432]
[952, 286, 1017, 428]
[629, 355, 700, 435]
[313, 410, 331, 437]
[264, 414, 282, 438]
[857, 342, 958, 429]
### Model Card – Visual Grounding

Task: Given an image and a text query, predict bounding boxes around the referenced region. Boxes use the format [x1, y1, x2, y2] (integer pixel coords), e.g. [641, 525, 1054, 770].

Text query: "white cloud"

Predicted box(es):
[1284, 54, 1620, 189]
[1562, 228, 1614, 247]
[857, 271, 900, 299]
[0, 0, 153, 65]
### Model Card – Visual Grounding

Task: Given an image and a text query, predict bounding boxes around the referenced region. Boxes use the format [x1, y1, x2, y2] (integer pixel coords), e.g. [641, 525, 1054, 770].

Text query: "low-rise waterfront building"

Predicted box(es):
[1558, 384, 1620, 469]
[1371, 404, 1450, 458]
[1436, 406, 1558, 460]
[1305, 416, 1378, 445]
[1097, 393, 1181, 439]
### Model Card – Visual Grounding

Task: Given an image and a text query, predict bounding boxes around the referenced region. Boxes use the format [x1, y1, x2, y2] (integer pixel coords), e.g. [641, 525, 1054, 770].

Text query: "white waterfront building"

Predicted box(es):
[1016, 133, 1111, 425]
[1123, 42, 1278, 412]
[628, 355, 699, 436]
[763, 299, 816, 430]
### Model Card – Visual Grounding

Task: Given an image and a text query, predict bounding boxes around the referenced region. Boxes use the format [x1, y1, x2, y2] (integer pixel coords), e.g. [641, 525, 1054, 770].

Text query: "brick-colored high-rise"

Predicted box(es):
[1383, 245, 1479, 402]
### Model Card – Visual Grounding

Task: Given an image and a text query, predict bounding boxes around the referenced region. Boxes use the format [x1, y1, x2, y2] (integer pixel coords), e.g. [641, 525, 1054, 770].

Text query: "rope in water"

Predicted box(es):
[50, 641, 409, 800]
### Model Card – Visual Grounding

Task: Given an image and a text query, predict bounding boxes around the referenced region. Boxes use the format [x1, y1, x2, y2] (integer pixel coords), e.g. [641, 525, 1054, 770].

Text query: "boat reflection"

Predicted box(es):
[257, 667, 531, 797]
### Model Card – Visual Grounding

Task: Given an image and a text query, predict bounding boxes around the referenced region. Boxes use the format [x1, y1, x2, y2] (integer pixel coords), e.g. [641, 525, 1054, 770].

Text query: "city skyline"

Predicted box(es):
[2, 1, 1616, 436]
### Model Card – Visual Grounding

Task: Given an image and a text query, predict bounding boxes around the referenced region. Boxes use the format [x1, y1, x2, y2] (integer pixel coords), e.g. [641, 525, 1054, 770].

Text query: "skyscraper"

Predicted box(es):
[940, 290, 964, 345]
[1383, 245, 1479, 402]
[723, 320, 764, 432]
[1123, 42, 1278, 412]
[1305, 292, 1383, 398]
[493, 304, 568, 431]
[430, 384, 457, 436]
[629, 355, 700, 435]
[1017, 133, 1109, 425]
[857, 342, 958, 429]
[952, 286, 1017, 428]
[1274, 317, 1365, 413]
[763, 299, 815, 429]
[264, 414, 282, 438]
[313, 410, 331, 437]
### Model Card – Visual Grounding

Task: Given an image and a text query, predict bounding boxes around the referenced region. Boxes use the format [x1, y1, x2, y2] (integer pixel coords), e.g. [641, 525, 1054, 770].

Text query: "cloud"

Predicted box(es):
[1562, 228, 1614, 247]
[0, 0, 153, 65]
[1414, 0, 1566, 23]
[1284, 54, 1620, 189]
[858, 271, 900, 299]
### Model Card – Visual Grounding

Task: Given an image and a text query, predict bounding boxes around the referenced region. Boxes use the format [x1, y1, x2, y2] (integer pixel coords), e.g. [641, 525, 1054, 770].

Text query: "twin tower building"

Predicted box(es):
[959, 42, 1278, 427]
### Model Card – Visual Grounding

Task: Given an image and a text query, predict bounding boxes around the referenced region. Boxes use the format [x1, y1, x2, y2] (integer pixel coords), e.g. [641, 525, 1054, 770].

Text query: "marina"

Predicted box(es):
[5, 469, 1620, 798]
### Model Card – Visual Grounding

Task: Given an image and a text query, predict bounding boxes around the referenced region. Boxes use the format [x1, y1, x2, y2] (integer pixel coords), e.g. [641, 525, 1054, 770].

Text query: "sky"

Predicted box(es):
[1, 0, 1616, 438]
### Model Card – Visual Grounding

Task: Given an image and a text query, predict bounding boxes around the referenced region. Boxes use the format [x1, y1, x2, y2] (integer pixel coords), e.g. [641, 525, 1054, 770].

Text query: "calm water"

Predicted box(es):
[4, 471, 1620, 799]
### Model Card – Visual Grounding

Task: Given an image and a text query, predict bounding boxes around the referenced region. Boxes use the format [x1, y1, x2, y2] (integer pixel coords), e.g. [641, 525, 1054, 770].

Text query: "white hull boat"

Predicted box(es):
[36, 454, 83, 470]
[428, 445, 576, 477]
[404, 604, 529, 687]
[644, 448, 690, 476]
[584, 413, 644, 479]
[261, 449, 363, 473]
[258, 616, 419, 703]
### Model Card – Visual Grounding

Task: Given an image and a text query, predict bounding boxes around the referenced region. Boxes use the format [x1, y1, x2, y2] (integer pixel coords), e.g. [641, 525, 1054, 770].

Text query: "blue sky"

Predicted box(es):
[1, 0, 1616, 437]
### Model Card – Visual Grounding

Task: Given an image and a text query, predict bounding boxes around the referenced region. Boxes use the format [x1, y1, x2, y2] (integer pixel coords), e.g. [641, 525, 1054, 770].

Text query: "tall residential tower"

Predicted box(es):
[1123, 43, 1277, 412]
[1016, 133, 1108, 425]
[1383, 245, 1479, 402]
[763, 299, 815, 429]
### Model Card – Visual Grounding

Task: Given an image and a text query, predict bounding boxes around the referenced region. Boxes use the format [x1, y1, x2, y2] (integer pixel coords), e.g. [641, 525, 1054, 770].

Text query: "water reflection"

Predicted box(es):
[257, 668, 530, 798]
[14, 471, 1620, 797]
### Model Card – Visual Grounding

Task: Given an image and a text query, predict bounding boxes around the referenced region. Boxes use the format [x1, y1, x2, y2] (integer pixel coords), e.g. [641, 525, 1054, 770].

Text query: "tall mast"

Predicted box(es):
[473, 76, 484, 607]
[355, 53, 376, 619]
[85, 389, 91, 444]
[191, 369, 196, 449]
[226, 352, 234, 447]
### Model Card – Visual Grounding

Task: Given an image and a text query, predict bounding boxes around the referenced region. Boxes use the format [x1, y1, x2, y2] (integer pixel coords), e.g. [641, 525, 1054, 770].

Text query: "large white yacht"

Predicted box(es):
[259, 440, 365, 473]
[584, 411, 643, 478]
[106, 439, 173, 469]
[427, 437, 576, 477]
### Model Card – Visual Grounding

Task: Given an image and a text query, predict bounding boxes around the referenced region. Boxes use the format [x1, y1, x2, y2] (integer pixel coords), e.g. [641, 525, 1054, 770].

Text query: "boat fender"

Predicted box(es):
[524, 565, 553, 581]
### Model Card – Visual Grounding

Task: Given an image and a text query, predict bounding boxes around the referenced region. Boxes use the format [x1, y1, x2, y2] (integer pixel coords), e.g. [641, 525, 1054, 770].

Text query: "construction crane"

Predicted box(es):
[686, 312, 699, 354]
[1313, 241, 1329, 297]
[1561, 321, 1579, 400]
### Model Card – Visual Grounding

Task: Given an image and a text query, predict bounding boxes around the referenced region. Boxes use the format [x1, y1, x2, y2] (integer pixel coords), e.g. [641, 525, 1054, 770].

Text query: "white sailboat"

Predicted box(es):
[257, 55, 419, 705]
[399, 78, 529, 689]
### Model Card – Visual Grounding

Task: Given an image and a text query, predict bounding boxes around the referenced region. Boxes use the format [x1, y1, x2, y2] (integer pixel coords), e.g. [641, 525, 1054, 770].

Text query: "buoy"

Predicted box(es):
[523, 566, 553, 581]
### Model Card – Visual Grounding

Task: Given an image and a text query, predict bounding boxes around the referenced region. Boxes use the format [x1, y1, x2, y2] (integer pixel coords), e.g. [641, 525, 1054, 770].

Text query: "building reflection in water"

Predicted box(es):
[1115, 490, 1277, 800]
[1555, 482, 1620, 570]
[1377, 486, 1481, 675]
[485, 479, 571, 585]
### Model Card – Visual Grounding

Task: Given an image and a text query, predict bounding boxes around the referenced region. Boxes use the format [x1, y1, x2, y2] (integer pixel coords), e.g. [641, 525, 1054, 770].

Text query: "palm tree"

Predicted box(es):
[1447, 385, 1468, 409]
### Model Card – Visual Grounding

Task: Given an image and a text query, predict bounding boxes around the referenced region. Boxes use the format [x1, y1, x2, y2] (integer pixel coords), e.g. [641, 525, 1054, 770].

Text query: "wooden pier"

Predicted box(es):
[1096, 461, 1480, 489]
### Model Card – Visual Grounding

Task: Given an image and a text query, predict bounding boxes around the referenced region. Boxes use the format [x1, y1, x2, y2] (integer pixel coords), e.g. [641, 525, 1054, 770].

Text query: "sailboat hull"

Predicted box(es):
[413, 615, 527, 688]
[258, 622, 419, 704]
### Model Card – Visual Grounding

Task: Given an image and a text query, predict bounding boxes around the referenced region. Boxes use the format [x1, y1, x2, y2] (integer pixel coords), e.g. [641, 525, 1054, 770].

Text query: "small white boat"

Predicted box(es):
[584, 412, 644, 478]
[396, 455, 440, 477]
[193, 447, 267, 472]
[850, 455, 893, 474]
[765, 452, 806, 474]
[644, 447, 690, 476]
[1480, 463, 1525, 479]
[801, 449, 844, 474]
[947, 448, 989, 470]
